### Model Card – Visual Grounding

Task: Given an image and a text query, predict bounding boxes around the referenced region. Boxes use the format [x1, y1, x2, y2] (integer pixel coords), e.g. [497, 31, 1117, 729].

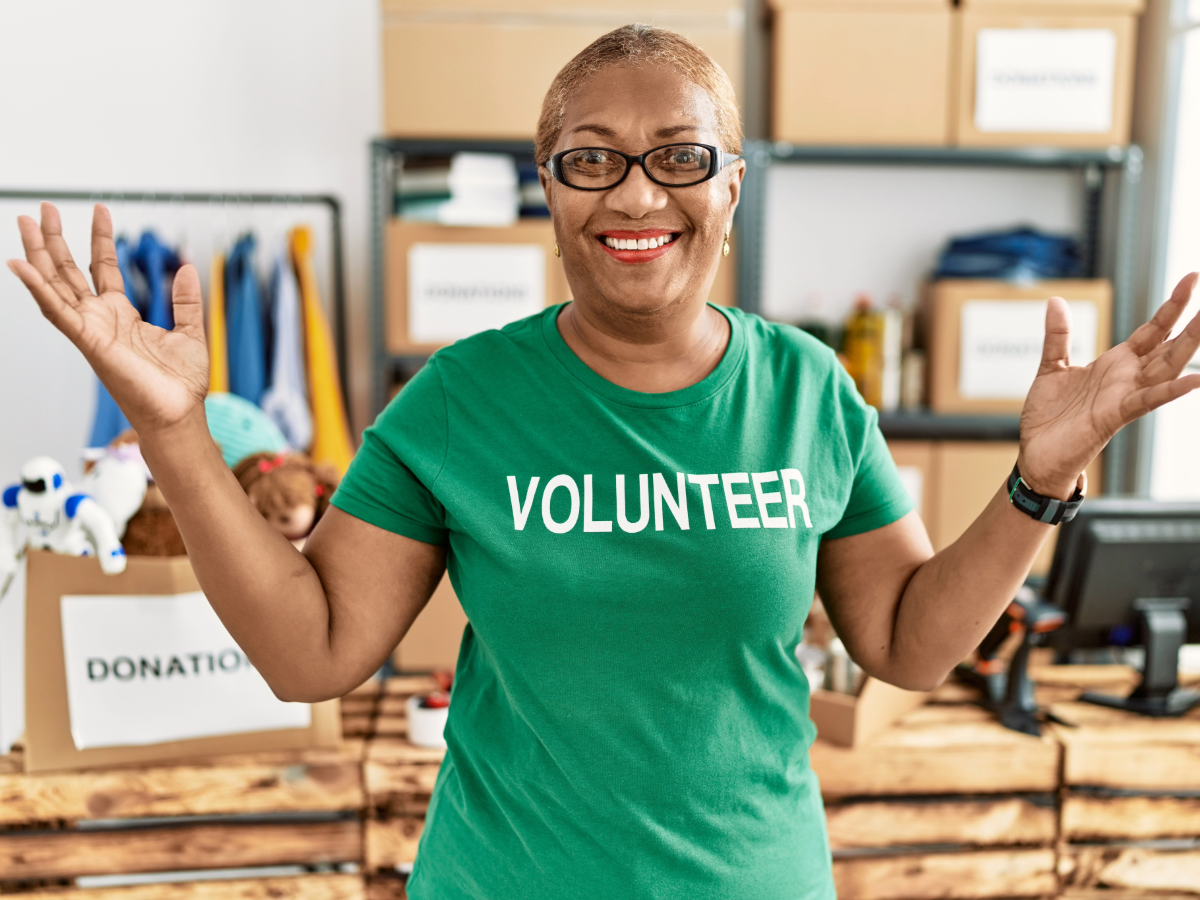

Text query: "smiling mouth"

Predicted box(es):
[597, 232, 679, 251]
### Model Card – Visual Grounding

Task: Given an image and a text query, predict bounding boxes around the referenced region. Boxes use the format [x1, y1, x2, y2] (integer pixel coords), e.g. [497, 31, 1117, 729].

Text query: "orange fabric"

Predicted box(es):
[207, 253, 230, 394]
[290, 226, 354, 475]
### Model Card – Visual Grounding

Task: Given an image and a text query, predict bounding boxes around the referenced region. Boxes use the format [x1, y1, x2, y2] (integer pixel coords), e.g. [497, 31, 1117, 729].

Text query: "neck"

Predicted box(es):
[557, 297, 730, 393]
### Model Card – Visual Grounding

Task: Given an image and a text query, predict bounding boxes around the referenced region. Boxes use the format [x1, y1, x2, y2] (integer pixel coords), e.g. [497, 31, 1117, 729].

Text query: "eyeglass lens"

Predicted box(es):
[559, 145, 713, 188]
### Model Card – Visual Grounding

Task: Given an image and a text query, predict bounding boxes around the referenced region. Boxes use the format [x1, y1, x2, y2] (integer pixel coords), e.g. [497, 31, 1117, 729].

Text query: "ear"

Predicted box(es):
[538, 165, 554, 209]
[724, 159, 745, 224]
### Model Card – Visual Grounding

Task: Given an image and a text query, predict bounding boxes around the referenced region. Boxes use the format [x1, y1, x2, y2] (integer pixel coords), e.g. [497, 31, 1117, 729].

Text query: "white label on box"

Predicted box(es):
[409, 243, 545, 344]
[960, 300, 1099, 400]
[60, 592, 310, 749]
[895, 466, 924, 517]
[975, 29, 1117, 133]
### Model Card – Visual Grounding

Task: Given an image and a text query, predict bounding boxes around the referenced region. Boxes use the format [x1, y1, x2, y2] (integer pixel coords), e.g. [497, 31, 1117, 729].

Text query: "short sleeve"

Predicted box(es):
[330, 357, 449, 545]
[823, 366, 914, 541]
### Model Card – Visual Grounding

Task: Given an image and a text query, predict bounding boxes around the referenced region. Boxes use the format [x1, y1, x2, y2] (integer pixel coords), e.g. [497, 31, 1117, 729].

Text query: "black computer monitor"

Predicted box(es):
[1044, 498, 1200, 716]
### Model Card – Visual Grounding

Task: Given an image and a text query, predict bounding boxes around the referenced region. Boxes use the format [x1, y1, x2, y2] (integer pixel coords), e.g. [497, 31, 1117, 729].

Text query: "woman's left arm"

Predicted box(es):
[818, 273, 1200, 692]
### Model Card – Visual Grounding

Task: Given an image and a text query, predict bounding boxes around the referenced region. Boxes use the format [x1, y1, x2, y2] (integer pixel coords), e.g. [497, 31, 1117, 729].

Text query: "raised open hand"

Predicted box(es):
[7, 203, 209, 436]
[1018, 272, 1200, 498]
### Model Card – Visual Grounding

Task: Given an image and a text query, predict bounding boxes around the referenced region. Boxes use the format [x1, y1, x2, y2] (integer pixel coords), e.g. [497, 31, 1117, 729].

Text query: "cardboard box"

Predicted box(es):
[809, 676, 930, 747]
[888, 440, 938, 540]
[24, 551, 340, 773]
[386, 219, 571, 354]
[771, 0, 954, 146]
[953, 0, 1143, 148]
[926, 279, 1112, 415]
[381, 0, 744, 139]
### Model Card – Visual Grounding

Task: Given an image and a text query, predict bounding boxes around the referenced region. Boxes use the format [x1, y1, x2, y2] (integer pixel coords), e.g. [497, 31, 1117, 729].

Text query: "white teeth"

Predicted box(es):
[604, 234, 675, 250]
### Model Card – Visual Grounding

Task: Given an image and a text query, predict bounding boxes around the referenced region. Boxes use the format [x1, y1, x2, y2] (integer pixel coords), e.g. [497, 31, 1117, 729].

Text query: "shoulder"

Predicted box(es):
[65, 494, 93, 518]
[725, 306, 841, 375]
[428, 306, 550, 373]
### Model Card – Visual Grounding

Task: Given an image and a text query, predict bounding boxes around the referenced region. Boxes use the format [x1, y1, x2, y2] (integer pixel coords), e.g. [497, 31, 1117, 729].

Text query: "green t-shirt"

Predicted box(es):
[333, 304, 912, 899]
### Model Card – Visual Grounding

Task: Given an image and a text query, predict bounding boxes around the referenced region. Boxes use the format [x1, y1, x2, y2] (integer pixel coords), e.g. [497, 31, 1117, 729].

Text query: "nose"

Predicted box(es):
[603, 161, 669, 219]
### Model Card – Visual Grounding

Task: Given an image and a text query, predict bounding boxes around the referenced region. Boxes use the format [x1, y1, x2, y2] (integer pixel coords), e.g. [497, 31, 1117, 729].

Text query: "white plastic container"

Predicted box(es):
[406, 694, 449, 749]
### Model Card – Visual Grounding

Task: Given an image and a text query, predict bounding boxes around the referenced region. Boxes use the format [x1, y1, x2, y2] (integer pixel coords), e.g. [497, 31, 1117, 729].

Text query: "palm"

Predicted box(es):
[8, 203, 210, 434]
[1018, 275, 1200, 497]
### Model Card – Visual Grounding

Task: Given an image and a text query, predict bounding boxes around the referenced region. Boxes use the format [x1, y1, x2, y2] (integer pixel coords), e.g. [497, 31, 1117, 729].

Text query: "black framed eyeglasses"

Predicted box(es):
[548, 143, 741, 191]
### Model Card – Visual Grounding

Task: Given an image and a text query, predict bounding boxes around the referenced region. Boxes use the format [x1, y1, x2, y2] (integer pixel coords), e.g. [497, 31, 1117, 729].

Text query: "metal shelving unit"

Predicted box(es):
[732, 141, 1144, 490]
[369, 137, 538, 415]
[369, 139, 1143, 488]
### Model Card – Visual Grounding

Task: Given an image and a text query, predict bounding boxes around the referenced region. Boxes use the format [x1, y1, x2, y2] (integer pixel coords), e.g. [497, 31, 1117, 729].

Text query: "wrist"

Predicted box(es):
[1014, 452, 1079, 502]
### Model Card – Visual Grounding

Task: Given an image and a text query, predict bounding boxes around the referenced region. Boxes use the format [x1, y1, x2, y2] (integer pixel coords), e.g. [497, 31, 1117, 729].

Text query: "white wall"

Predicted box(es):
[0, 0, 381, 483]
[1150, 22, 1200, 500]
[762, 164, 1084, 324]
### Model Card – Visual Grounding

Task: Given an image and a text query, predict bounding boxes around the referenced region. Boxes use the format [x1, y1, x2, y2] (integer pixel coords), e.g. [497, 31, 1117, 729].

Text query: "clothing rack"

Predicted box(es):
[0, 189, 348, 398]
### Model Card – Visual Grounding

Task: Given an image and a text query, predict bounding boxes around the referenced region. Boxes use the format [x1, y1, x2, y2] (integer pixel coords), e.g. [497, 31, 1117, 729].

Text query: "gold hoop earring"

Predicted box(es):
[722, 232, 731, 258]
[553, 242, 561, 258]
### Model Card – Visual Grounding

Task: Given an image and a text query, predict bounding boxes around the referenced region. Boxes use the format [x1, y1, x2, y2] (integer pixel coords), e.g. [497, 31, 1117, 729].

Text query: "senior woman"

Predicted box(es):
[10, 23, 1200, 899]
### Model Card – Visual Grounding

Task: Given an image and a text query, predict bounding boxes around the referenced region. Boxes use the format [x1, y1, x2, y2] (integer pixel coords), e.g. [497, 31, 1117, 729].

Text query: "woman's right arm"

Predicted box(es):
[9, 203, 444, 702]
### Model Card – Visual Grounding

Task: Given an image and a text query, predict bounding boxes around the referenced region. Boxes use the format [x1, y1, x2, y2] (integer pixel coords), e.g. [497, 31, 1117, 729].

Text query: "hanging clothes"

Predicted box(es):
[88, 237, 141, 447]
[224, 234, 267, 406]
[207, 253, 230, 394]
[290, 225, 353, 474]
[260, 246, 312, 449]
[134, 231, 180, 331]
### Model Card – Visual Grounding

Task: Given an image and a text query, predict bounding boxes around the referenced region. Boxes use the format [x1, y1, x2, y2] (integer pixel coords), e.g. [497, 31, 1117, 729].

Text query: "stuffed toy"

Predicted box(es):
[233, 452, 339, 544]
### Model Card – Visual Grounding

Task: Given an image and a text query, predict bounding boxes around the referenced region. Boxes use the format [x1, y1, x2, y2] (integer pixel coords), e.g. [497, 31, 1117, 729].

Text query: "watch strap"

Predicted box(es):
[1006, 464, 1085, 525]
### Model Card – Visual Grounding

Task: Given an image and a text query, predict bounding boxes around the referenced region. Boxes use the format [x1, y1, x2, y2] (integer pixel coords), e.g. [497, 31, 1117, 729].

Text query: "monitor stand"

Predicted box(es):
[1081, 598, 1200, 718]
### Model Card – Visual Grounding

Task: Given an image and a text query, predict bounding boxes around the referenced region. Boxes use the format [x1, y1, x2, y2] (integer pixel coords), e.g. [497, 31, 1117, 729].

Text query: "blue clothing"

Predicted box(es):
[225, 234, 267, 406]
[134, 230, 180, 331]
[261, 248, 312, 449]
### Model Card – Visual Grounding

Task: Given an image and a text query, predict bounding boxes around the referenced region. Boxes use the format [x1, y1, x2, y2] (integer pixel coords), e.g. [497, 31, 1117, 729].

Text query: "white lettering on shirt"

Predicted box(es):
[752, 472, 790, 529]
[541, 475, 580, 534]
[583, 474, 613, 533]
[616, 474, 650, 533]
[781, 468, 813, 529]
[653, 473, 690, 531]
[507, 476, 540, 530]
[721, 473, 761, 529]
[687, 474, 720, 530]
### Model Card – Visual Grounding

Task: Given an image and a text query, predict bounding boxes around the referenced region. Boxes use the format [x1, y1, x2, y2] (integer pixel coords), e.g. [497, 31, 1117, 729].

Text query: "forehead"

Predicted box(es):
[557, 62, 720, 150]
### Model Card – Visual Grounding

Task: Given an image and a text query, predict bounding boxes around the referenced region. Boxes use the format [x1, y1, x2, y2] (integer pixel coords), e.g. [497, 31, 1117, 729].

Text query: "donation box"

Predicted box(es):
[23, 550, 340, 773]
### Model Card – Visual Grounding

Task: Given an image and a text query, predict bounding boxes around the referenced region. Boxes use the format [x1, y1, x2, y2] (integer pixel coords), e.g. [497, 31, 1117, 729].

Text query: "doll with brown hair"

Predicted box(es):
[233, 452, 339, 545]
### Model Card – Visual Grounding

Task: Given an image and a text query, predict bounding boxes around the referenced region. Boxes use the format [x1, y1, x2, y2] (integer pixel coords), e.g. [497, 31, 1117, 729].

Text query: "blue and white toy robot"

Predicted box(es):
[0, 456, 128, 588]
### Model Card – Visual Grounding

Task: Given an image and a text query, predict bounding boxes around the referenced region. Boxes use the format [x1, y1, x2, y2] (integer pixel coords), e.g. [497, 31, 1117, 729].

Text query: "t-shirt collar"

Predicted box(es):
[540, 302, 746, 409]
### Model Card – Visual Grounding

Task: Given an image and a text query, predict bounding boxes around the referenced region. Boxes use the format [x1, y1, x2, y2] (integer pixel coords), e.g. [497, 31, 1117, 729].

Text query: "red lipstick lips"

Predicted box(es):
[596, 229, 680, 264]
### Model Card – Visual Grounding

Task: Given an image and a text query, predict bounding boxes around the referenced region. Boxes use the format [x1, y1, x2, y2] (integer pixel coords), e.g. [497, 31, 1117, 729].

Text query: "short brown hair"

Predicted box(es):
[535, 23, 742, 165]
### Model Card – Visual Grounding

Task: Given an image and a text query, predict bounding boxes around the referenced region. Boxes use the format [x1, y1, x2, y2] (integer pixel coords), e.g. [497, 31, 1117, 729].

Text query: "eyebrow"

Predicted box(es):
[567, 123, 703, 141]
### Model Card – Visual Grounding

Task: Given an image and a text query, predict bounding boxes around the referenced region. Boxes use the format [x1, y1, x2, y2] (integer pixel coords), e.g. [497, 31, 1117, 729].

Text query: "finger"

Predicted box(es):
[1040, 296, 1072, 370]
[1127, 271, 1198, 354]
[1144, 303, 1200, 382]
[1121, 373, 1200, 420]
[171, 263, 207, 344]
[89, 204, 125, 296]
[17, 214, 77, 306]
[39, 202, 93, 300]
[7, 258, 85, 338]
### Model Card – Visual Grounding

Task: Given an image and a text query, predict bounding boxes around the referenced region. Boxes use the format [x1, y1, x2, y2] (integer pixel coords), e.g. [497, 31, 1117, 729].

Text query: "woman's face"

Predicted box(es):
[542, 63, 743, 319]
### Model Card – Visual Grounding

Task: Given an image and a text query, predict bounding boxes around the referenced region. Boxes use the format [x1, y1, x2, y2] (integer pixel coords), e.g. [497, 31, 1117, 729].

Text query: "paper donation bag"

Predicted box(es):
[23, 550, 340, 773]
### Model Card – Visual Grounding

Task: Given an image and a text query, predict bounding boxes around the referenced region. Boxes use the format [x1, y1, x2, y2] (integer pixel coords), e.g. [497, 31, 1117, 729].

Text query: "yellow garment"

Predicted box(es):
[291, 225, 354, 475]
[207, 253, 230, 394]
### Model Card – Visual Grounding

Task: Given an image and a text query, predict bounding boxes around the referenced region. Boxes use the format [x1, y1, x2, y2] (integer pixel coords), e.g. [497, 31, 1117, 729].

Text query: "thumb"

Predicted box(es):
[171, 263, 207, 345]
[1040, 296, 1072, 371]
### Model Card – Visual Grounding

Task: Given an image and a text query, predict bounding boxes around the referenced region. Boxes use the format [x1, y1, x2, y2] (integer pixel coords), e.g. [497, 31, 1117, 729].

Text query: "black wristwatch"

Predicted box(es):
[1006, 464, 1085, 525]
